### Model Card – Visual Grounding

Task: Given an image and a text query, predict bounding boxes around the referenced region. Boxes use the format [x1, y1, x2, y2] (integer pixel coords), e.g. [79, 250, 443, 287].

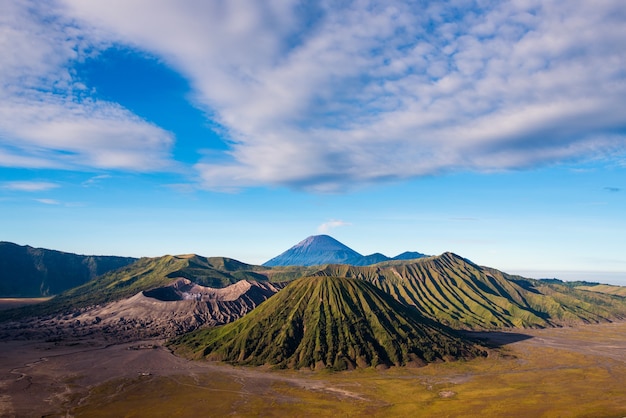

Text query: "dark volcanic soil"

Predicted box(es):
[0, 337, 368, 416]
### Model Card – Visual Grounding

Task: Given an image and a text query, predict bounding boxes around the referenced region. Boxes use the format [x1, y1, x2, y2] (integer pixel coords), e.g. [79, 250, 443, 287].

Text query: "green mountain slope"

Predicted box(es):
[0, 241, 136, 297]
[314, 253, 626, 329]
[55, 255, 254, 307]
[171, 276, 485, 370]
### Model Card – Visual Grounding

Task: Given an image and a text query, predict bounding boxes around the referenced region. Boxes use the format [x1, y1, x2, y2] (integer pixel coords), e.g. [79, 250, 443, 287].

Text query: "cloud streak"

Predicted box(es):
[4, 0, 626, 191]
[318, 220, 351, 234]
[35, 198, 61, 205]
[1, 181, 59, 192]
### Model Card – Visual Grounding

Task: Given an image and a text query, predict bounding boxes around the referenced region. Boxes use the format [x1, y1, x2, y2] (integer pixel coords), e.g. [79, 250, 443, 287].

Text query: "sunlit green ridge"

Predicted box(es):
[314, 253, 626, 329]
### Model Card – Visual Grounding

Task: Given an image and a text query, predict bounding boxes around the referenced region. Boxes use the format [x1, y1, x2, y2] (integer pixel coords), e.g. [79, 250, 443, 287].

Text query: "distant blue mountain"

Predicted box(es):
[392, 251, 427, 261]
[263, 235, 426, 267]
[263, 235, 361, 267]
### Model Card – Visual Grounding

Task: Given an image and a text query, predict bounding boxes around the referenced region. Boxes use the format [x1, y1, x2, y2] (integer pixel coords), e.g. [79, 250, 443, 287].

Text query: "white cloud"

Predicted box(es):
[5, 0, 626, 190]
[0, 0, 175, 172]
[0, 94, 175, 171]
[2, 181, 59, 192]
[318, 220, 351, 234]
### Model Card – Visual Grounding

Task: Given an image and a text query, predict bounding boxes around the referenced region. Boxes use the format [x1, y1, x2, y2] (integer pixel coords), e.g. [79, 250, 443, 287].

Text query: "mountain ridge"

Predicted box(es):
[313, 252, 626, 329]
[0, 253, 308, 321]
[0, 241, 137, 297]
[3, 244, 625, 340]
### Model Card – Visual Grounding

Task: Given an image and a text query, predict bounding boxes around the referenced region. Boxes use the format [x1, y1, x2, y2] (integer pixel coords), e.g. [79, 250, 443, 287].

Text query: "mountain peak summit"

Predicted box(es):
[294, 235, 353, 251]
[263, 235, 362, 267]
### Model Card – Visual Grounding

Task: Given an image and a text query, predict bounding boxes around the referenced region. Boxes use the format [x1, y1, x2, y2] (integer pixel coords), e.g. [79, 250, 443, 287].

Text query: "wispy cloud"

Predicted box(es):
[35, 198, 60, 205]
[4, 1, 626, 191]
[317, 220, 351, 234]
[604, 187, 621, 193]
[1, 181, 59, 192]
[82, 174, 112, 187]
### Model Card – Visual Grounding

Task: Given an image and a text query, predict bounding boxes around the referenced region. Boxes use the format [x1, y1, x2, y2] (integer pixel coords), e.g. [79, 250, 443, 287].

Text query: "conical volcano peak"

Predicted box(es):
[263, 235, 363, 267]
[294, 235, 354, 251]
[171, 276, 486, 369]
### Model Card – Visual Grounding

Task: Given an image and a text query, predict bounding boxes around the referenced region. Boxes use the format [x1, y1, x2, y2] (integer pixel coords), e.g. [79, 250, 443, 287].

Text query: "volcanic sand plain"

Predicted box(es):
[1, 321, 625, 417]
[0, 298, 53, 311]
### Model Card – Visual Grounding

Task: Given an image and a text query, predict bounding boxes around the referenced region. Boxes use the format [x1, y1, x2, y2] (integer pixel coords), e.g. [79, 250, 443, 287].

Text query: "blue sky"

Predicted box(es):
[1, 1, 625, 284]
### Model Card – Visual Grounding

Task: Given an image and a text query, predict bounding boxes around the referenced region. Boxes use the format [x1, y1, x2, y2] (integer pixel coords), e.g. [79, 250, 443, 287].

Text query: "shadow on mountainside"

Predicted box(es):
[460, 330, 534, 348]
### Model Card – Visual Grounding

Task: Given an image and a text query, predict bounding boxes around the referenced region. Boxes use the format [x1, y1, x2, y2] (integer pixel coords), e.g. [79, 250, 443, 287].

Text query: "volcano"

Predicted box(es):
[170, 276, 485, 369]
[263, 235, 425, 267]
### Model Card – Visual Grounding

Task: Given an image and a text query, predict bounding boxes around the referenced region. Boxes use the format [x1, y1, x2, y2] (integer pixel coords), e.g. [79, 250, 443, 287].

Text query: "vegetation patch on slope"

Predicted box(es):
[575, 284, 626, 297]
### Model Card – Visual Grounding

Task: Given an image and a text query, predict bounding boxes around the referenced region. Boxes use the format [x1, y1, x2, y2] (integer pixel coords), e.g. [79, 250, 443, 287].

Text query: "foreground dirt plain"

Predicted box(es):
[1, 321, 625, 417]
